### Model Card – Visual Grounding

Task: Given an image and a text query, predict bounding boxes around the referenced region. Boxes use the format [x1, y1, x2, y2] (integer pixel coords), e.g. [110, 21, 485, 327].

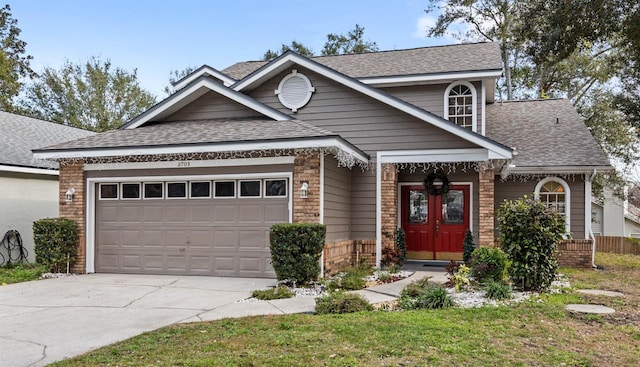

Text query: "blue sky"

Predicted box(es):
[12, 1, 454, 97]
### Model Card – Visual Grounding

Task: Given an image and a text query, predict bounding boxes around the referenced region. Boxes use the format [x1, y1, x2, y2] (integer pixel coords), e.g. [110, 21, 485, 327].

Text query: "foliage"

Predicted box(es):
[0, 264, 46, 284]
[315, 291, 373, 314]
[326, 262, 373, 291]
[497, 196, 565, 291]
[269, 223, 326, 284]
[400, 277, 436, 298]
[449, 264, 471, 292]
[0, 5, 34, 112]
[251, 285, 294, 300]
[395, 228, 407, 266]
[462, 229, 475, 263]
[380, 246, 402, 268]
[262, 24, 378, 60]
[399, 286, 454, 310]
[32, 218, 79, 273]
[444, 260, 460, 275]
[163, 66, 196, 95]
[469, 247, 509, 283]
[20, 56, 157, 132]
[482, 280, 512, 300]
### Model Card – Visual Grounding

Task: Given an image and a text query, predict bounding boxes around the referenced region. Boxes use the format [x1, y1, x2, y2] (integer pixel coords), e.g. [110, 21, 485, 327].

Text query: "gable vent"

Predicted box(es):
[275, 70, 315, 112]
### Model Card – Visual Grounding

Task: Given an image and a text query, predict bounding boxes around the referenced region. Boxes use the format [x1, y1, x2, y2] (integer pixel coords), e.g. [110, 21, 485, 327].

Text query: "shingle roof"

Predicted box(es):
[38, 118, 337, 152]
[0, 111, 94, 170]
[486, 99, 611, 169]
[223, 42, 502, 80]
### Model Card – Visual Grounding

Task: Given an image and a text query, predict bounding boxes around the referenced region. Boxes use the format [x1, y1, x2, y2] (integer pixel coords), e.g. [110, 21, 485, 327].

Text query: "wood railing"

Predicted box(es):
[595, 236, 640, 255]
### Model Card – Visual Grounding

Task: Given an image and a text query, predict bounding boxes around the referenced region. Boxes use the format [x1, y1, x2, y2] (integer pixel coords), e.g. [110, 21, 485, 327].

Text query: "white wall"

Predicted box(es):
[0, 173, 59, 263]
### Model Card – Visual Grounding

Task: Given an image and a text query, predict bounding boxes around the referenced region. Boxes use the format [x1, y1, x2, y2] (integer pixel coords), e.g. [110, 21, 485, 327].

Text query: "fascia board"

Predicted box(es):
[233, 53, 512, 159]
[378, 148, 490, 164]
[173, 65, 236, 90]
[359, 69, 502, 87]
[0, 164, 59, 176]
[508, 165, 614, 174]
[124, 77, 291, 129]
[32, 137, 369, 164]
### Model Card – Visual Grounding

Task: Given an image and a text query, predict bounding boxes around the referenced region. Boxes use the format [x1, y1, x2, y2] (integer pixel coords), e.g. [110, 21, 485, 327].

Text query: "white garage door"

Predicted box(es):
[95, 178, 289, 277]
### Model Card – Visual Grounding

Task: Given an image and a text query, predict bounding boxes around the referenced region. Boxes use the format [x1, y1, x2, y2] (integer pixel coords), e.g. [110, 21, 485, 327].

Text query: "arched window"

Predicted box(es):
[444, 81, 477, 130]
[535, 177, 571, 232]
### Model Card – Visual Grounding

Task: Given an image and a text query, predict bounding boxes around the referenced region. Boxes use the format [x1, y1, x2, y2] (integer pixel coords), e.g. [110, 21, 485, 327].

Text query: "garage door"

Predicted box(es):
[95, 178, 288, 277]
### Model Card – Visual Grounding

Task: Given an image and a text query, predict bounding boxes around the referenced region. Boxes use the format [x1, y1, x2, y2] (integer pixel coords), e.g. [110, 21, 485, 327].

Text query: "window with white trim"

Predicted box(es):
[444, 82, 476, 130]
[535, 177, 570, 231]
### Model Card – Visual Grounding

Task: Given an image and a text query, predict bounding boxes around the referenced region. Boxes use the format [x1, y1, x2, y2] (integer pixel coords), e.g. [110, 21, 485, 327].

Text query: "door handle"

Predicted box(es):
[435, 219, 440, 235]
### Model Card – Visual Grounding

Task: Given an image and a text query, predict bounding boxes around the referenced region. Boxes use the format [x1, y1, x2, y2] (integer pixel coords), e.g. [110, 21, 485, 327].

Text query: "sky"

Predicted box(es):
[11, 0, 456, 98]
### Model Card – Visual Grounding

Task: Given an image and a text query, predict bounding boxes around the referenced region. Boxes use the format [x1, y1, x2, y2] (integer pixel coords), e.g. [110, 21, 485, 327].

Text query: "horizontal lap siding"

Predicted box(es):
[351, 169, 377, 240]
[495, 178, 586, 239]
[164, 91, 262, 121]
[323, 156, 351, 242]
[248, 67, 478, 156]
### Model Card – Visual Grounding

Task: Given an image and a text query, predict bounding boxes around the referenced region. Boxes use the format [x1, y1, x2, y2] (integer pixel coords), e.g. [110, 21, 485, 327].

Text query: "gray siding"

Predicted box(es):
[495, 177, 586, 239]
[164, 91, 262, 121]
[399, 169, 479, 240]
[323, 156, 351, 242]
[248, 67, 478, 156]
[351, 168, 377, 240]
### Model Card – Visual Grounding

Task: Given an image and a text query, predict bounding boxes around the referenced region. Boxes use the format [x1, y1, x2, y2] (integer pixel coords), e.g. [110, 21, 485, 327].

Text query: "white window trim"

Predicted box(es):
[120, 182, 141, 200]
[166, 181, 188, 200]
[534, 177, 571, 233]
[189, 181, 212, 199]
[263, 178, 288, 198]
[213, 180, 237, 199]
[238, 180, 262, 198]
[98, 183, 119, 200]
[444, 81, 477, 132]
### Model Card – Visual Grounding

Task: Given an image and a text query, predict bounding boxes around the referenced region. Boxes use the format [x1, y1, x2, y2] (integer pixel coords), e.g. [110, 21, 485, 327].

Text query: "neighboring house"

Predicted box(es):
[33, 42, 610, 277]
[0, 112, 94, 262]
[591, 190, 640, 237]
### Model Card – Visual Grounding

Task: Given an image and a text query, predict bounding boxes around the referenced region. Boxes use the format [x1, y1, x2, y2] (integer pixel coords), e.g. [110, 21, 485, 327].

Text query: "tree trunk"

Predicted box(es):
[502, 47, 513, 100]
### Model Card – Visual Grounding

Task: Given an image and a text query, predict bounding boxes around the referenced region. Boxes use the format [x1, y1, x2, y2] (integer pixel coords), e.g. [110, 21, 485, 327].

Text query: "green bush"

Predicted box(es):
[399, 286, 453, 310]
[326, 263, 373, 291]
[33, 218, 79, 273]
[269, 223, 326, 284]
[449, 264, 471, 292]
[251, 285, 294, 300]
[497, 196, 565, 291]
[462, 229, 475, 263]
[483, 280, 512, 300]
[315, 292, 373, 314]
[400, 277, 436, 298]
[469, 247, 509, 283]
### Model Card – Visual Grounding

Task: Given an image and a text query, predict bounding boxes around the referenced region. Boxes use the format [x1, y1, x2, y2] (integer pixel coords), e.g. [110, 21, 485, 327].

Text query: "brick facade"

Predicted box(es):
[478, 168, 495, 247]
[292, 153, 321, 223]
[381, 163, 398, 251]
[58, 161, 86, 273]
[557, 239, 593, 268]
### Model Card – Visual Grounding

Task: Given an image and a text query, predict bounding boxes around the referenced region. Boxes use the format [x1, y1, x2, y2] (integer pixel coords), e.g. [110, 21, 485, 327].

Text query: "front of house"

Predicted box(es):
[33, 43, 610, 277]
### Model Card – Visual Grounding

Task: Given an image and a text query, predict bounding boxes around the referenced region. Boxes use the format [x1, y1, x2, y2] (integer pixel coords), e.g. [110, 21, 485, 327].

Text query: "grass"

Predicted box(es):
[51, 253, 640, 366]
[0, 263, 45, 284]
[252, 285, 294, 300]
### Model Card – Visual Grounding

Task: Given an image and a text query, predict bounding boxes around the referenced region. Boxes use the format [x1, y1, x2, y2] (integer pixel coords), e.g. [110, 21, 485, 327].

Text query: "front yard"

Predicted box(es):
[51, 252, 640, 366]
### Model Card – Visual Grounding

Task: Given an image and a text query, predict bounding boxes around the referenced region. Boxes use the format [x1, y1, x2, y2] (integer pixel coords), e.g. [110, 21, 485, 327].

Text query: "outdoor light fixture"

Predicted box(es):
[300, 181, 309, 199]
[65, 188, 75, 203]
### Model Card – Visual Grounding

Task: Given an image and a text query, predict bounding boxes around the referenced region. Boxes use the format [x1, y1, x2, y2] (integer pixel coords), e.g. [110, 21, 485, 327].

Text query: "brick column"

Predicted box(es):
[381, 163, 398, 250]
[478, 167, 495, 247]
[293, 152, 321, 223]
[58, 160, 86, 273]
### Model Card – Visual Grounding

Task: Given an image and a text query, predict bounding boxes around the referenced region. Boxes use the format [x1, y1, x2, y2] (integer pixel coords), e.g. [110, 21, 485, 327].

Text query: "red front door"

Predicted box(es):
[401, 185, 470, 260]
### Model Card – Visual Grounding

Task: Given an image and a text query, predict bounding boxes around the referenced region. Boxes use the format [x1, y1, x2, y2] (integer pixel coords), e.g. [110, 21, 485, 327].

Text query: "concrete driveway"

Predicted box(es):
[0, 274, 311, 367]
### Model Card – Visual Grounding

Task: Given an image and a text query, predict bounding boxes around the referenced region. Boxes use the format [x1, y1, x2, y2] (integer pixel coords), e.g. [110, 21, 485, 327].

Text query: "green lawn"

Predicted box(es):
[0, 264, 45, 284]
[51, 253, 640, 366]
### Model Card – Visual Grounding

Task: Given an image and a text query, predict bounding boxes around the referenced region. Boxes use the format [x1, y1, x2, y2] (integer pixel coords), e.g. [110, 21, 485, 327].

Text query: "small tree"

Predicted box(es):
[497, 196, 565, 291]
[462, 229, 475, 263]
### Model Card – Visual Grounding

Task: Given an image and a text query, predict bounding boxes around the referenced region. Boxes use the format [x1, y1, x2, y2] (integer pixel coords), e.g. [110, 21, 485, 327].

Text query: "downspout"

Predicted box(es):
[588, 169, 597, 268]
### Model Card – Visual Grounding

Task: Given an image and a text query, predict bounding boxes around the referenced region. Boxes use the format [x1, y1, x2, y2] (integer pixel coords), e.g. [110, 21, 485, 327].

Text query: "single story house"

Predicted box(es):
[33, 42, 610, 277]
[0, 111, 94, 263]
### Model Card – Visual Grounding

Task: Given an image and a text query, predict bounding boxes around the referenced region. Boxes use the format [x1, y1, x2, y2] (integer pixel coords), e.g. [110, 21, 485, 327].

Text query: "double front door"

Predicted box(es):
[400, 185, 470, 260]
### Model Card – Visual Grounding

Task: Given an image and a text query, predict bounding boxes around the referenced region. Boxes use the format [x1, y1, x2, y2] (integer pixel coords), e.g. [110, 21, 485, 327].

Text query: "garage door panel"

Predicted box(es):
[95, 177, 289, 277]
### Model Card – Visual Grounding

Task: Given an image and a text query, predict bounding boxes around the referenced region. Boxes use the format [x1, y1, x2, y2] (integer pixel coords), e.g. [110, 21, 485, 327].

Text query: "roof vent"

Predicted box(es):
[275, 70, 315, 112]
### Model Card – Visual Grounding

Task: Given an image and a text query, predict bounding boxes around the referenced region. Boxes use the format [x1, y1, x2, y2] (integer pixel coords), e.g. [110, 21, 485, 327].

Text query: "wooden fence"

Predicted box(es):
[595, 236, 640, 255]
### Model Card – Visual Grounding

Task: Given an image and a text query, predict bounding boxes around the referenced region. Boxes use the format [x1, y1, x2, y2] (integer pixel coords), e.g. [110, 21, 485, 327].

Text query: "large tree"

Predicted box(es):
[0, 4, 34, 112]
[164, 66, 197, 95]
[262, 24, 378, 61]
[20, 57, 156, 132]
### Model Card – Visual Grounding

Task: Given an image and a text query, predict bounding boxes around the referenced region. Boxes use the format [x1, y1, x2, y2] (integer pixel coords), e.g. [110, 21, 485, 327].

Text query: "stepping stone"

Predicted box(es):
[566, 304, 615, 314]
[576, 289, 625, 297]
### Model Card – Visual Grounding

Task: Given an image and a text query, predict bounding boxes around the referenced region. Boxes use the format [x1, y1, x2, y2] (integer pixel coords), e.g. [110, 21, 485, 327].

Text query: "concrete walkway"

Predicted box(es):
[0, 266, 446, 367]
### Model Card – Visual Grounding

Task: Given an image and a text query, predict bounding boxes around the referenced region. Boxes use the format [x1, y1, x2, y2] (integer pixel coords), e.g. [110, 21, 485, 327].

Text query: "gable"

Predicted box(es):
[163, 91, 264, 122]
[247, 66, 480, 155]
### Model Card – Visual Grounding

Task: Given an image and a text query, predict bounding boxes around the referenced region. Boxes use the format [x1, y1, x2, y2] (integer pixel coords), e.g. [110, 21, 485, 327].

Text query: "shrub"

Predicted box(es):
[462, 229, 476, 263]
[449, 264, 471, 292]
[395, 228, 407, 266]
[400, 277, 436, 298]
[315, 292, 373, 314]
[497, 196, 565, 291]
[251, 285, 294, 300]
[399, 286, 453, 310]
[326, 263, 373, 291]
[380, 228, 407, 268]
[483, 280, 512, 300]
[469, 247, 509, 283]
[33, 218, 79, 273]
[269, 223, 326, 284]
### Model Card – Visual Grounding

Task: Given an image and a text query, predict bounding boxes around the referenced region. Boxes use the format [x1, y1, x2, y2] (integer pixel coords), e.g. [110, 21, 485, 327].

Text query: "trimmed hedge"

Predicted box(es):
[269, 223, 326, 284]
[33, 218, 79, 273]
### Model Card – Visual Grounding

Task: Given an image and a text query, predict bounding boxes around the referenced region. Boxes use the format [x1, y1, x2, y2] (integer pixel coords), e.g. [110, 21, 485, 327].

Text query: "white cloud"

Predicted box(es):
[413, 15, 436, 38]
